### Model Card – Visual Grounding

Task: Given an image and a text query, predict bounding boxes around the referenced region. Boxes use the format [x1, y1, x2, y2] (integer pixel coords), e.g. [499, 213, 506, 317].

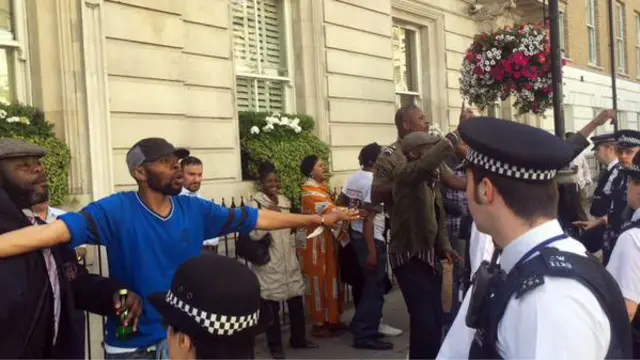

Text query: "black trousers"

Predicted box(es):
[264, 296, 307, 350]
[394, 259, 443, 360]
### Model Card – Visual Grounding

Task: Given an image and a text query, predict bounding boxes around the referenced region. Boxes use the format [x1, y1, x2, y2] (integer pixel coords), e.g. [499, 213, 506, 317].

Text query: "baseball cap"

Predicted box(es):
[126, 138, 190, 172]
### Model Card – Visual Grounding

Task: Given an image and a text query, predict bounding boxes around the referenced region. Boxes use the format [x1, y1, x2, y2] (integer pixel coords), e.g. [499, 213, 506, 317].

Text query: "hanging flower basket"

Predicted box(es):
[460, 23, 566, 115]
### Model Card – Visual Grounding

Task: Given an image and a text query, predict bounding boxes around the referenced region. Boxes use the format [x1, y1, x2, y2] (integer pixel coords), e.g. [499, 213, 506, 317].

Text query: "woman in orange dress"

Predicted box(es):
[298, 155, 348, 338]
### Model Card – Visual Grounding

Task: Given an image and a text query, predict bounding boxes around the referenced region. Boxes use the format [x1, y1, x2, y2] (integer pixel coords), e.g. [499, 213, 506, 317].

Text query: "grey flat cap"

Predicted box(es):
[401, 132, 440, 154]
[0, 138, 47, 160]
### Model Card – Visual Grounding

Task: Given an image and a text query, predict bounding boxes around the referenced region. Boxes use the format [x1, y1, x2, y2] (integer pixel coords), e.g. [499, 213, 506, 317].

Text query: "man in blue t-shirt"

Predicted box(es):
[0, 138, 357, 359]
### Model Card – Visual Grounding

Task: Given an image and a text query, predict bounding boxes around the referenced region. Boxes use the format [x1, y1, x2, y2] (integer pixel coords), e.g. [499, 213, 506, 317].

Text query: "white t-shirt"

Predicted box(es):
[342, 170, 385, 242]
[607, 208, 640, 305]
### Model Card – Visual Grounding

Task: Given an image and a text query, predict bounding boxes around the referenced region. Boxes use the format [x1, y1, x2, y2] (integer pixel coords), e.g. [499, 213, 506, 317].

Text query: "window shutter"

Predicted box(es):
[235, 77, 285, 113]
[232, 0, 284, 76]
[233, 0, 286, 112]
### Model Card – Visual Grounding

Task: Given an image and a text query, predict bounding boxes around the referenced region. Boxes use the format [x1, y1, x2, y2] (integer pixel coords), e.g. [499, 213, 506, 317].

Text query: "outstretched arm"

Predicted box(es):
[0, 220, 71, 257]
[256, 208, 357, 231]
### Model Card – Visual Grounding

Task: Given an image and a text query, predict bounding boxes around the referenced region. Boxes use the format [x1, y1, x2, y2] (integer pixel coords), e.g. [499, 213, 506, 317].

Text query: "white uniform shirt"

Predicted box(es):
[179, 188, 220, 246]
[438, 220, 611, 360]
[342, 170, 385, 242]
[607, 208, 640, 305]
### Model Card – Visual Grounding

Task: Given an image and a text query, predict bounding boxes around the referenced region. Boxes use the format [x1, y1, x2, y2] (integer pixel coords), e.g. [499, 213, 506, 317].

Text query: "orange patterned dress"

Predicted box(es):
[298, 179, 347, 325]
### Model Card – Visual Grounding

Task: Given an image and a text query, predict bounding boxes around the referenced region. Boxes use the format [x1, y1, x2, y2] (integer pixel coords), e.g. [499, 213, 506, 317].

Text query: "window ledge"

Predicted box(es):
[618, 72, 630, 78]
[588, 64, 604, 71]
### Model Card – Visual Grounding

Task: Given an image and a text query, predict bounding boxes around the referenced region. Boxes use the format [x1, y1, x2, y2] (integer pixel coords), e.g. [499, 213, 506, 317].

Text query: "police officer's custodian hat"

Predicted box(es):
[615, 129, 640, 148]
[458, 117, 574, 182]
[591, 133, 616, 148]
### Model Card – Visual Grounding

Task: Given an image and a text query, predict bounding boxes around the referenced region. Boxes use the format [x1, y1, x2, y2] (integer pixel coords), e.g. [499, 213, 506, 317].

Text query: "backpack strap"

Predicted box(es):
[476, 248, 632, 359]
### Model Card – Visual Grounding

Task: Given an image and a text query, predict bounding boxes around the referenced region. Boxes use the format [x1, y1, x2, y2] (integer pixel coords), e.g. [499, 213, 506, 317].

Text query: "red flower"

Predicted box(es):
[537, 54, 546, 64]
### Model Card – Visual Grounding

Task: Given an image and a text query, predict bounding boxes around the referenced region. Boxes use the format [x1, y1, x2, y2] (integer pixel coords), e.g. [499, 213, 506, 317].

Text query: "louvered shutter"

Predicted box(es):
[232, 0, 286, 112]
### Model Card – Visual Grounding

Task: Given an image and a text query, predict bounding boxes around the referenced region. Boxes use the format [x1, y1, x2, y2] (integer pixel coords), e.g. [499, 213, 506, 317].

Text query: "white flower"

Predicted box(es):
[6, 116, 19, 123]
[0, 109, 6, 119]
[292, 117, 300, 126]
[280, 116, 291, 126]
[19, 117, 29, 125]
[250, 126, 260, 135]
[262, 123, 275, 132]
[292, 125, 302, 133]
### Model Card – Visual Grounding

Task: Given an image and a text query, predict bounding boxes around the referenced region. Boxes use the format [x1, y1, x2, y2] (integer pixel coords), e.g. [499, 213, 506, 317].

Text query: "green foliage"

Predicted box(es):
[0, 101, 71, 206]
[239, 111, 330, 211]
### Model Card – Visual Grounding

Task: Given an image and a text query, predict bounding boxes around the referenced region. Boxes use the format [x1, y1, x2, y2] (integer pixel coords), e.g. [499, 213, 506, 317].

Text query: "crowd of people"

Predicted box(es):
[1, 102, 640, 360]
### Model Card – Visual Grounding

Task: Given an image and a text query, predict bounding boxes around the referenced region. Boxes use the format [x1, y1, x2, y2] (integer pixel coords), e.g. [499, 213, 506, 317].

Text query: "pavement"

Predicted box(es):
[255, 289, 410, 359]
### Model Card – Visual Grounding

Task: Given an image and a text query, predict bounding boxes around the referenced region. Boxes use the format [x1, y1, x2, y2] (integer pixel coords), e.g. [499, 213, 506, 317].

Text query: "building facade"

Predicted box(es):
[7, 0, 636, 355]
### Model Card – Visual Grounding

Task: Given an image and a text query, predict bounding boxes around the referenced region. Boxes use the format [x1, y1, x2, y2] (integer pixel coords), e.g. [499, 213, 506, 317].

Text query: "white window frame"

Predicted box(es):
[232, 0, 295, 113]
[0, 0, 30, 104]
[636, 14, 640, 78]
[615, 2, 626, 74]
[586, 0, 598, 65]
[391, 21, 423, 109]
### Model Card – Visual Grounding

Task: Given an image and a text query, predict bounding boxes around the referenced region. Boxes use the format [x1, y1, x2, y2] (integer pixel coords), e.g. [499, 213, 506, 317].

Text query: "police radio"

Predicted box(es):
[466, 250, 505, 329]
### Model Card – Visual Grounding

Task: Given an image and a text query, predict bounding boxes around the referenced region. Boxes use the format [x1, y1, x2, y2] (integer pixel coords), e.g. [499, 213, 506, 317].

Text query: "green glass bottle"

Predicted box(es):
[115, 289, 135, 341]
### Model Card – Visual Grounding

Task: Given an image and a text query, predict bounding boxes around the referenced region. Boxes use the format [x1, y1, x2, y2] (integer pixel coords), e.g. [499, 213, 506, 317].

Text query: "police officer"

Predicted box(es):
[577, 133, 619, 254]
[576, 130, 640, 263]
[440, 117, 631, 359]
[607, 151, 640, 357]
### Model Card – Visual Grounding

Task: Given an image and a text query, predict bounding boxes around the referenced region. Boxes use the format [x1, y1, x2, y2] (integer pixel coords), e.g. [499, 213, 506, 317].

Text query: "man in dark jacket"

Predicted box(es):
[0, 138, 142, 358]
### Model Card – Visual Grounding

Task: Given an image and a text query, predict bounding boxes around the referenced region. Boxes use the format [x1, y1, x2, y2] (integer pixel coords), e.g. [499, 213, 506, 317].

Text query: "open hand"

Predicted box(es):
[594, 109, 616, 126]
[572, 219, 604, 231]
[323, 208, 360, 228]
[442, 248, 463, 264]
[459, 101, 474, 122]
[113, 290, 143, 331]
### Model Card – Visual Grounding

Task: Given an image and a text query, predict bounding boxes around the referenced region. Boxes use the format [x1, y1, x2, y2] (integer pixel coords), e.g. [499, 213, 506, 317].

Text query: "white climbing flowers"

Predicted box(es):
[254, 113, 303, 135]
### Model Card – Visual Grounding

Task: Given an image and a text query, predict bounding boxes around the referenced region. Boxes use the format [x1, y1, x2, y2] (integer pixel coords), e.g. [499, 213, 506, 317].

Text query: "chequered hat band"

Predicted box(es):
[465, 148, 557, 181]
[617, 135, 640, 146]
[166, 291, 259, 336]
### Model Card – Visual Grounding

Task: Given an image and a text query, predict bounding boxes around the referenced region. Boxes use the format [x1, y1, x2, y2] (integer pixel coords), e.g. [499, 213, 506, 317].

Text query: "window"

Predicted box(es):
[586, 0, 598, 65]
[636, 14, 640, 77]
[232, 0, 292, 113]
[392, 23, 421, 108]
[615, 2, 626, 73]
[559, 11, 566, 55]
[0, 0, 23, 103]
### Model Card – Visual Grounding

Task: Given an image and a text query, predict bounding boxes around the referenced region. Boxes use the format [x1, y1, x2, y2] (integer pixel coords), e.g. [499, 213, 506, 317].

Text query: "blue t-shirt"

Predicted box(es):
[59, 192, 258, 349]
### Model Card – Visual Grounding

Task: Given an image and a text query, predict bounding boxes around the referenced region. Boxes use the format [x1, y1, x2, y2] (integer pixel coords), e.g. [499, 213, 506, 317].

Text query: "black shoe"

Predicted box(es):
[290, 340, 319, 349]
[374, 332, 386, 339]
[353, 339, 394, 350]
[270, 347, 286, 359]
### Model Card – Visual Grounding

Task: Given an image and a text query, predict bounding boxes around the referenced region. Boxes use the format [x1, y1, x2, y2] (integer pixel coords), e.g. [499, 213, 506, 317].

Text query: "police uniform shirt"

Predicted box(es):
[438, 220, 611, 359]
[439, 222, 496, 360]
[591, 159, 620, 217]
[607, 208, 640, 306]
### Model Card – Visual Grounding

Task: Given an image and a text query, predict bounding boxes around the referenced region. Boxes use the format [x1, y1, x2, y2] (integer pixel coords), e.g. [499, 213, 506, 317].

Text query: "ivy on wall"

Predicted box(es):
[239, 111, 330, 211]
[0, 102, 71, 206]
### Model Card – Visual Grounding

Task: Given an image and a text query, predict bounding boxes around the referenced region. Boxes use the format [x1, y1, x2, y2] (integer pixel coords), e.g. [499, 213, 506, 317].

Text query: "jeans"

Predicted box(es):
[265, 296, 307, 350]
[104, 339, 169, 360]
[395, 259, 443, 359]
[350, 231, 387, 342]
